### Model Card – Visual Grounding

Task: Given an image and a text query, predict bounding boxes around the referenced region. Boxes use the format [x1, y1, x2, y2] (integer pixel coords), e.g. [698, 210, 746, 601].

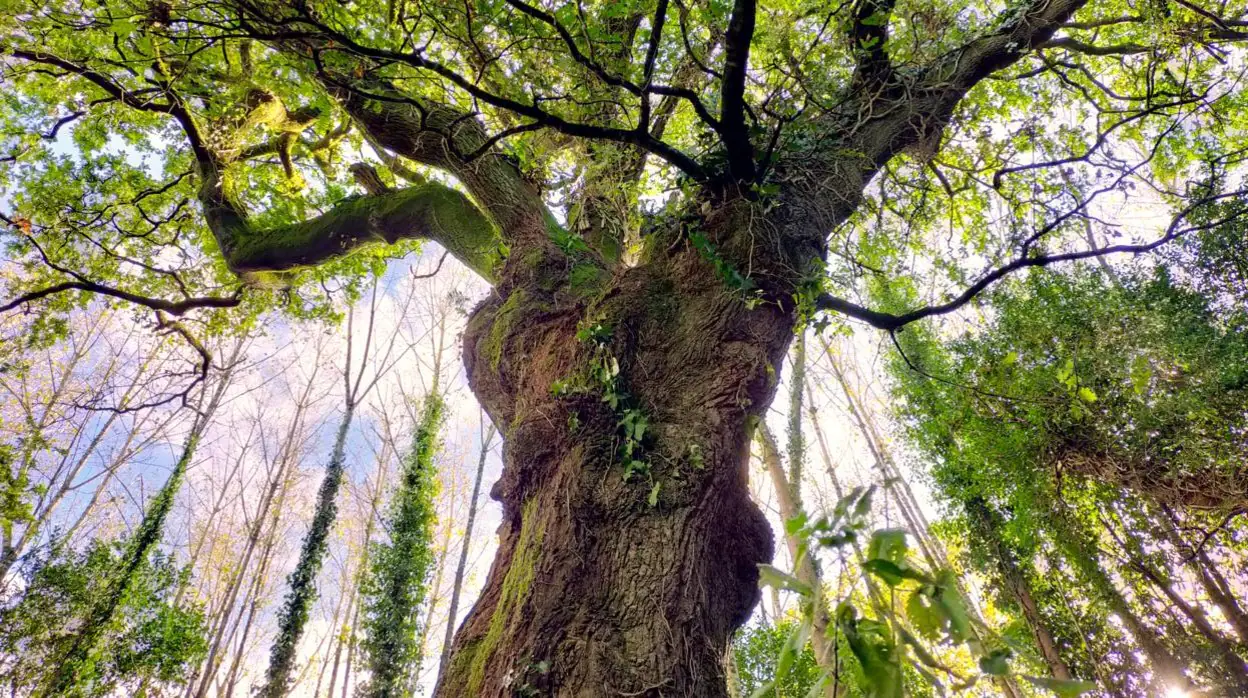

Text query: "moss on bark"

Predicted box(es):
[467, 497, 545, 695]
[223, 184, 503, 282]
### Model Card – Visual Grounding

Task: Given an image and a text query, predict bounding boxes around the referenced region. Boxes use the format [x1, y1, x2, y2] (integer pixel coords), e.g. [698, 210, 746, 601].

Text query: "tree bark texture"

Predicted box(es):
[436, 227, 796, 696]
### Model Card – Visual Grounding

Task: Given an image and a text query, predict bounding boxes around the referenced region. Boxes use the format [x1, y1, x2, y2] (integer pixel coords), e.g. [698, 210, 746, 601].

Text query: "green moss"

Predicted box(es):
[441, 636, 484, 693]
[485, 290, 527, 371]
[569, 262, 609, 299]
[226, 184, 503, 282]
[467, 497, 545, 695]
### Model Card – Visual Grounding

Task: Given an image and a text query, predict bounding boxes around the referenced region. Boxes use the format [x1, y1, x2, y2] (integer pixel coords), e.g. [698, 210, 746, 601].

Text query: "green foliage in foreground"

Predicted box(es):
[358, 394, 444, 698]
[733, 621, 825, 698]
[758, 487, 1097, 698]
[0, 541, 207, 697]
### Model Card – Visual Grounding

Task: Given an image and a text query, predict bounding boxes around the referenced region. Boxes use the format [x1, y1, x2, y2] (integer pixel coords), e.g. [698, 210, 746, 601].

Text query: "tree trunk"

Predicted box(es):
[259, 403, 355, 698]
[757, 424, 835, 689]
[436, 241, 782, 697]
[1048, 504, 1188, 691]
[964, 498, 1073, 680]
[1160, 505, 1248, 645]
[441, 419, 496, 668]
[1108, 517, 1248, 688]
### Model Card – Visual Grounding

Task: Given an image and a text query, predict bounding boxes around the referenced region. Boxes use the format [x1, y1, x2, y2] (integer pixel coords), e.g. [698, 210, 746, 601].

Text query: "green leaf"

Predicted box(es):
[1077, 386, 1097, 403]
[860, 10, 890, 26]
[862, 559, 930, 587]
[867, 528, 909, 565]
[906, 589, 944, 641]
[111, 19, 137, 37]
[647, 481, 661, 508]
[1130, 355, 1152, 395]
[758, 564, 813, 596]
[933, 570, 972, 643]
[978, 648, 1012, 676]
[863, 559, 907, 586]
[784, 511, 808, 536]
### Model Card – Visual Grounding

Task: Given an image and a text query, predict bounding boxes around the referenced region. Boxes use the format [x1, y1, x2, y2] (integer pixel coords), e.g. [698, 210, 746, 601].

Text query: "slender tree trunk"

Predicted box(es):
[785, 333, 805, 505]
[440, 419, 496, 668]
[0, 315, 101, 584]
[1049, 504, 1187, 690]
[803, 382, 886, 615]
[1160, 505, 1248, 645]
[223, 457, 299, 698]
[194, 420, 304, 698]
[820, 340, 945, 568]
[326, 584, 358, 698]
[259, 402, 355, 698]
[418, 524, 450, 666]
[315, 578, 351, 698]
[964, 498, 1073, 680]
[341, 597, 362, 698]
[1107, 518, 1248, 688]
[338, 447, 391, 698]
[757, 424, 834, 690]
[174, 422, 255, 609]
[1132, 558, 1248, 681]
[38, 335, 242, 698]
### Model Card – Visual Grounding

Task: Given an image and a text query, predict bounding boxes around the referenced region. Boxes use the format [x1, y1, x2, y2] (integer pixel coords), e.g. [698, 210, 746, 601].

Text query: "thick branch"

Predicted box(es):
[326, 77, 551, 238]
[843, 0, 1090, 171]
[816, 189, 1248, 330]
[720, 0, 758, 181]
[848, 0, 897, 86]
[222, 184, 502, 282]
[0, 280, 240, 316]
[236, 10, 710, 179]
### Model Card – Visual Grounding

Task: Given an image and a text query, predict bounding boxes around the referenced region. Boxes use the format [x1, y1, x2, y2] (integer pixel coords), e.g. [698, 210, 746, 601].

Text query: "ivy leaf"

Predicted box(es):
[757, 564, 813, 596]
[784, 511, 808, 536]
[647, 481, 661, 508]
[862, 559, 930, 587]
[866, 528, 909, 565]
[933, 570, 972, 643]
[906, 589, 944, 641]
[1130, 355, 1152, 395]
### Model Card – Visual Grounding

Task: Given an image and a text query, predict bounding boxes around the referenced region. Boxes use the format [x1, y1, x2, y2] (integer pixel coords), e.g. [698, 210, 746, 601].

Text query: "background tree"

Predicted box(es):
[886, 260, 1248, 695]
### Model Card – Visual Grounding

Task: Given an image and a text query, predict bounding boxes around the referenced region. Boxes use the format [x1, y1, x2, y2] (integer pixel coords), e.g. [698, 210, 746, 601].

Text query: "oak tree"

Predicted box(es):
[5, 0, 1248, 694]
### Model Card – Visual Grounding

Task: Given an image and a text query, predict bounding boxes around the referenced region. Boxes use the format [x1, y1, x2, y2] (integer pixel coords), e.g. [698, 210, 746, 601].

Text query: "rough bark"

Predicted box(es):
[1054, 443, 1248, 511]
[435, 228, 786, 697]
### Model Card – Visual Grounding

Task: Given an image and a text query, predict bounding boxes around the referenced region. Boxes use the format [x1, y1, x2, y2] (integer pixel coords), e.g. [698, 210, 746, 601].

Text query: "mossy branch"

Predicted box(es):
[169, 81, 505, 285]
[214, 182, 504, 283]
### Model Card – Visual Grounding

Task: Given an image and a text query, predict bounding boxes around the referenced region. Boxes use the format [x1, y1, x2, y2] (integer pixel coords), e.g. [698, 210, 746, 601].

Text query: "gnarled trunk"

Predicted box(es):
[435, 236, 785, 697]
